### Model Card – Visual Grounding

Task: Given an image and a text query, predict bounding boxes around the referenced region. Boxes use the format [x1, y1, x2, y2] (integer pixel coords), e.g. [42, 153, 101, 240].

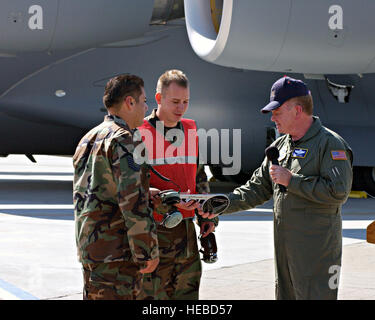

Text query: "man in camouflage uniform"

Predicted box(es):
[73, 74, 159, 300]
[200, 76, 353, 300]
[139, 70, 218, 300]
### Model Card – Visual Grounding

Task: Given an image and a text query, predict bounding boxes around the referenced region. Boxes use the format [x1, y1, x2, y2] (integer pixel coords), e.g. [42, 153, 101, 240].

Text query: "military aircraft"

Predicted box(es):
[0, 0, 374, 195]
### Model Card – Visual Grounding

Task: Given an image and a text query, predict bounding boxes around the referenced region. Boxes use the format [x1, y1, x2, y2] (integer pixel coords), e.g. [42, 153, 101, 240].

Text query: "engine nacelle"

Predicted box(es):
[0, 0, 154, 53]
[184, 0, 375, 74]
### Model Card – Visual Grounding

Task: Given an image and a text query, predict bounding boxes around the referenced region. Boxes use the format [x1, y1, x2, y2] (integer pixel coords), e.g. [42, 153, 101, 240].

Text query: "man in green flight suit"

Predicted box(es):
[73, 74, 159, 300]
[199, 76, 353, 300]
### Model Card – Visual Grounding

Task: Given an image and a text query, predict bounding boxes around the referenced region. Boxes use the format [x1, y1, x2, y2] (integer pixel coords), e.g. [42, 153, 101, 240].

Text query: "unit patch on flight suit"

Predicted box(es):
[292, 148, 308, 158]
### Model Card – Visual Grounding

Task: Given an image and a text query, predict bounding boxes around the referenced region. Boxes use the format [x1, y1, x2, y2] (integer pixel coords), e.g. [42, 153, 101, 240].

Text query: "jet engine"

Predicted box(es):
[185, 0, 375, 74]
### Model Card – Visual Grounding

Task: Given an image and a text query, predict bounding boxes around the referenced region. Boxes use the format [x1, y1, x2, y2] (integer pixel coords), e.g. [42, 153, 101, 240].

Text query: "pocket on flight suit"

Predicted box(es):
[303, 209, 338, 234]
[303, 209, 342, 261]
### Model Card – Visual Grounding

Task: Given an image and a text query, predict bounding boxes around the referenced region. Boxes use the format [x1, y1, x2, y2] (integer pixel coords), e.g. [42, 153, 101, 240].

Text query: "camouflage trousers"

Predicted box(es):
[82, 260, 143, 300]
[140, 219, 202, 300]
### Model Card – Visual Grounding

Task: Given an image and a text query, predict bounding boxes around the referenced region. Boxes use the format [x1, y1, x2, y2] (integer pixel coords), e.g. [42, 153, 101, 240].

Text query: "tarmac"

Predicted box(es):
[0, 155, 374, 300]
[200, 242, 375, 300]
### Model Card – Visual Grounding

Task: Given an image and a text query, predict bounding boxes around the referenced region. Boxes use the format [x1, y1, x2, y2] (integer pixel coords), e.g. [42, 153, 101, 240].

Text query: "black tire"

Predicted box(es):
[225, 170, 251, 184]
[357, 166, 375, 197]
[209, 165, 251, 184]
[352, 166, 363, 191]
[209, 165, 229, 182]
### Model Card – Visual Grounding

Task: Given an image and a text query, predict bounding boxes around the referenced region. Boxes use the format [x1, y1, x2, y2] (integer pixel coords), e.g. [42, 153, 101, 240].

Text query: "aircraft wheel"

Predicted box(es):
[209, 165, 251, 184]
[225, 170, 251, 185]
[352, 166, 363, 191]
[209, 165, 228, 182]
[359, 167, 375, 197]
[353, 166, 375, 197]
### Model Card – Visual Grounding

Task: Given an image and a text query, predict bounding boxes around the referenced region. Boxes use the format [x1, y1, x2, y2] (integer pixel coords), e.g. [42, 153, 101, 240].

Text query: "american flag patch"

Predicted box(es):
[331, 150, 347, 160]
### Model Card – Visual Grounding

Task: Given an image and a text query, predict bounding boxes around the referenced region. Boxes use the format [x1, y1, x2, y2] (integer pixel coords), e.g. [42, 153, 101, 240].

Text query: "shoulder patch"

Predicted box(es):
[331, 150, 347, 160]
[292, 148, 308, 158]
[126, 154, 141, 172]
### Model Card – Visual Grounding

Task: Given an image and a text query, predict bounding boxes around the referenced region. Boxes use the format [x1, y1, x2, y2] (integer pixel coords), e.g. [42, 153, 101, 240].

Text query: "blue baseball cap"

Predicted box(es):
[261, 76, 310, 113]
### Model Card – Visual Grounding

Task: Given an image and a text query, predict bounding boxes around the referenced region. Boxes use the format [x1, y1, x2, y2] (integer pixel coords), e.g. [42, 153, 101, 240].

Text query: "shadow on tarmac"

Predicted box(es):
[342, 228, 367, 240]
[0, 180, 73, 203]
[0, 179, 74, 220]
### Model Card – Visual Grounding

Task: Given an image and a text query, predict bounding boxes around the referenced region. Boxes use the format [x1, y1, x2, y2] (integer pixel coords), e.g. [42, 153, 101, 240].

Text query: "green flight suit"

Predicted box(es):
[224, 117, 353, 300]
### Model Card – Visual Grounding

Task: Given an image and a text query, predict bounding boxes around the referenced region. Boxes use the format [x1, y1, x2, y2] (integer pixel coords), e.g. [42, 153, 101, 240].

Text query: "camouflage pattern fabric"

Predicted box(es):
[73, 114, 159, 299]
[82, 261, 142, 300]
[140, 220, 201, 300]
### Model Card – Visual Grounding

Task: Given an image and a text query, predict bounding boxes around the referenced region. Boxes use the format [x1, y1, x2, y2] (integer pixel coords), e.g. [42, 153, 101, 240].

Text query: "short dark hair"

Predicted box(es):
[103, 74, 144, 109]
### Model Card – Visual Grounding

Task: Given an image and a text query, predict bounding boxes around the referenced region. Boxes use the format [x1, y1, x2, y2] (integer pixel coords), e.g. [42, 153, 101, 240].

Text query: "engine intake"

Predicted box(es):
[184, 0, 375, 74]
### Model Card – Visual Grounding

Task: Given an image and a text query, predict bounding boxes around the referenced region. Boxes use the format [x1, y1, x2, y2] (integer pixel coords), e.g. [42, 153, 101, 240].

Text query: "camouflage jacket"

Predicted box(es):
[73, 114, 159, 265]
[145, 108, 218, 227]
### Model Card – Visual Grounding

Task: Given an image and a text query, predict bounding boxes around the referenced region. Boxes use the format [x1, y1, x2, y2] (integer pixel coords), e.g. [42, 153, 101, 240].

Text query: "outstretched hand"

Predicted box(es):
[175, 199, 200, 211]
[196, 204, 218, 219]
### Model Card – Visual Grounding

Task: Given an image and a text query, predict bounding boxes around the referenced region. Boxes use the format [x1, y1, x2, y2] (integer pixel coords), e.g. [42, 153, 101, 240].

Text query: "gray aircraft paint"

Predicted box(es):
[0, 0, 373, 189]
[185, 0, 375, 74]
[0, 0, 154, 52]
[0, 20, 373, 170]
